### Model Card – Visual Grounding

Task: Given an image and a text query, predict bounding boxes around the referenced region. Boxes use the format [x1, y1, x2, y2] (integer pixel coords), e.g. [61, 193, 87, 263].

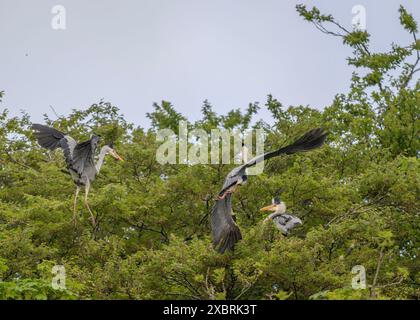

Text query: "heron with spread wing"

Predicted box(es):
[211, 128, 327, 254]
[32, 124, 124, 226]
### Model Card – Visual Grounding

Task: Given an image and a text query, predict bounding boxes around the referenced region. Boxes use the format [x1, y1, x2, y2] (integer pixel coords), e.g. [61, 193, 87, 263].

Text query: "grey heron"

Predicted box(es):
[211, 128, 327, 254]
[32, 124, 124, 226]
[260, 196, 302, 235]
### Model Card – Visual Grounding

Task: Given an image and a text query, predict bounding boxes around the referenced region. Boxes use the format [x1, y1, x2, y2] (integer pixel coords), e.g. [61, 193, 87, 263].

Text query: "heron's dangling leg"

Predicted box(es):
[216, 191, 231, 200]
[216, 185, 237, 200]
[216, 193, 227, 200]
[72, 187, 80, 225]
[84, 182, 96, 226]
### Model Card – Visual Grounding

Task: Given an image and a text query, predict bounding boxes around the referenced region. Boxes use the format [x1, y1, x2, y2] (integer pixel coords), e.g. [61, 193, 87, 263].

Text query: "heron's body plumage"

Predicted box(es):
[268, 213, 303, 235]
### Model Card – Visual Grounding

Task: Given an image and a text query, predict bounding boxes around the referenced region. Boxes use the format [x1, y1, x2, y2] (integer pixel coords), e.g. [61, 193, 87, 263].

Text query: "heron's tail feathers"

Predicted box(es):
[214, 225, 242, 254]
[32, 124, 65, 151]
[279, 128, 328, 155]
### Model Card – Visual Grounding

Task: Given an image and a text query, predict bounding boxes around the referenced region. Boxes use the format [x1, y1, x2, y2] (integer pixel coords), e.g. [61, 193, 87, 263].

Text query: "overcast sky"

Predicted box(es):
[0, 0, 418, 127]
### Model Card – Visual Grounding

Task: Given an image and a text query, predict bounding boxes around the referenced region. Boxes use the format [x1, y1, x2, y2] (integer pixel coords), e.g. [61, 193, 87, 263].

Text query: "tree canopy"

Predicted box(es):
[0, 5, 418, 300]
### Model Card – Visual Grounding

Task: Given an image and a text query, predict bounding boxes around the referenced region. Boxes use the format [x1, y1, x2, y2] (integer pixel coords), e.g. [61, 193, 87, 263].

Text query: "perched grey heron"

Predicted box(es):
[260, 196, 302, 235]
[32, 124, 123, 226]
[211, 128, 327, 254]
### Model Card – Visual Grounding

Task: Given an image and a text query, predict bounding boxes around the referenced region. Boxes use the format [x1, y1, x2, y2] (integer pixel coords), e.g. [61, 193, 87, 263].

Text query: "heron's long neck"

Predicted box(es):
[275, 202, 286, 214]
[95, 147, 108, 173]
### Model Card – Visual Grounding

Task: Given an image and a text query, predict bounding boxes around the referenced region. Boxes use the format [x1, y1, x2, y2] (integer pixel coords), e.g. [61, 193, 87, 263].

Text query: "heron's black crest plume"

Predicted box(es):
[272, 188, 284, 204]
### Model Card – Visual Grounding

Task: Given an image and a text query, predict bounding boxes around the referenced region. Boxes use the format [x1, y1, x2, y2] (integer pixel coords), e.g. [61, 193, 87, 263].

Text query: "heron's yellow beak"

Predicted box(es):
[260, 204, 277, 212]
[111, 150, 124, 161]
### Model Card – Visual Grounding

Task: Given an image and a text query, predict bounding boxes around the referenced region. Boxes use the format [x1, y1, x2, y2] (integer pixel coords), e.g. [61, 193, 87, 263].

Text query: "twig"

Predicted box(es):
[370, 247, 385, 299]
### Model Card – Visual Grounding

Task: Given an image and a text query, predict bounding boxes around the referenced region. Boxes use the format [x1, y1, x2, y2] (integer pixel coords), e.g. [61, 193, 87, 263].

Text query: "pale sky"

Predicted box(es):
[0, 0, 418, 127]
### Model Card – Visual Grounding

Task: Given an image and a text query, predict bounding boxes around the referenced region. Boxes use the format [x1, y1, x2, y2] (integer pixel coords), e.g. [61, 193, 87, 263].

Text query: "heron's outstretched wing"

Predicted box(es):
[211, 194, 242, 254]
[32, 124, 77, 168]
[32, 124, 65, 150]
[242, 128, 328, 170]
[217, 128, 327, 197]
[71, 136, 100, 175]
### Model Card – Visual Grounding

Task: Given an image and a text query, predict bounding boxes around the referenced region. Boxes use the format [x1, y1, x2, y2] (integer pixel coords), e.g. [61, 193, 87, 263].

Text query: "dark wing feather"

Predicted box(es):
[243, 128, 328, 169]
[32, 124, 66, 150]
[71, 136, 100, 175]
[32, 124, 77, 167]
[211, 194, 242, 254]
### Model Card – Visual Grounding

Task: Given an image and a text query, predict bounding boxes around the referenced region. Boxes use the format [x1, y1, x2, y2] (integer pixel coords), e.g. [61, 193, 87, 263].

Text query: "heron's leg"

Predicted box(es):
[216, 185, 237, 200]
[84, 182, 96, 226]
[72, 187, 80, 225]
[217, 191, 230, 200]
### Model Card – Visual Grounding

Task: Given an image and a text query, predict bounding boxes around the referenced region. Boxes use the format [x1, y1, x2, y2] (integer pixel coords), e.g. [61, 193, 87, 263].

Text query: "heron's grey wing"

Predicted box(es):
[59, 136, 77, 167]
[71, 136, 100, 175]
[272, 214, 302, 235]
[211, 194, 242, 254]
[241, 128, 328, 170]
[32, 124, 77, 166]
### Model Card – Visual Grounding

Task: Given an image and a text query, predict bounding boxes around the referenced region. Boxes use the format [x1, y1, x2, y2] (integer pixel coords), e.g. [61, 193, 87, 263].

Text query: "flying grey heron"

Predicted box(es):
[211, 128, 327, 254]
[260, 196, 302, 235]
[32, 124, 124, 226]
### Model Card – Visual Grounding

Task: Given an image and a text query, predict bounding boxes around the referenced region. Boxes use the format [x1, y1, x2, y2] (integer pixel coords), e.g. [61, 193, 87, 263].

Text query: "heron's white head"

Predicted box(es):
[260, 197, 285, 213]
